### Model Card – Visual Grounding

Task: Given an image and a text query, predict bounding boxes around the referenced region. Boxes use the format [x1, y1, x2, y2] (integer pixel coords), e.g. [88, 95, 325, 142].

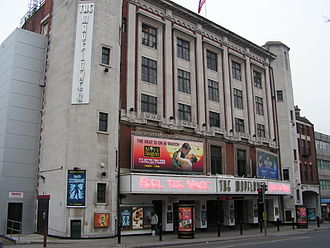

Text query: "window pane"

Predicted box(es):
[253, 70, 262, 88]
[209, 111, 220, 127]
[141, 94, 157, 114]
[234, 88, 243, 109]
[208, 80, 219, 102]
[177, 38, 190, 61]
[99, 112, 108, 132]
[101, 47, 110, 65]
[207, 50, 217, 71]
[211, 146, 222, 174]
[178, 103, 191, 121]
[142, 57, 157, 84]
[178, 69, 191, 94]
[142, 23, 157, 49]
[232, 61, 241, 80]
[97, 183, 106, 203]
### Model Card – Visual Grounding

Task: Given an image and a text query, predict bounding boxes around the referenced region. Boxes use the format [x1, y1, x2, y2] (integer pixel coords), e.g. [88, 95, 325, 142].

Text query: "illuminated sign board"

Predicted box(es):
[72, 3, 94, 104]
[132, 135, 204, 174]
[67, 170, 86, 207]
[267, 181, 291, 195]
[256, 149, 279, 179]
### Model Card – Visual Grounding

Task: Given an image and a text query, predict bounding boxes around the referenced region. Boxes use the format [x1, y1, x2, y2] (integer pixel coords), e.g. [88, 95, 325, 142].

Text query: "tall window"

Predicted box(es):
[178, 103, 191, 121]
[101, 47, 110, 65]
[310, 165, 313, 182]
[257, 123, 265, 137]
[177, 38, 190, 61]
[98, 112, 108, 132]
[237, 149, 246, 177]
[253, 70, 262, 88]
[234, 88, 243, 109]
[142, 57, 157, 84]
[178, 69, 191, 93]
[255, 96, 264, 115]
[232, 61, 241, 80]
[97, 183, 106, 203]
[211, 146, 222, 174]
[235, 118, 245, 133]
[208, 79, 219, 102]
[209, 111, 220, 128]
[283, 169, 290, 180]
[141, 94, 157, 114]
[207, 50, 217, 71]
[277, 90, 283, 101]
[142, 24, 157, 49]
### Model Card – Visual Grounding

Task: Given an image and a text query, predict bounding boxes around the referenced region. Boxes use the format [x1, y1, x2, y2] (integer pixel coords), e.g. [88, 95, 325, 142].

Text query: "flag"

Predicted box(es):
[198, 0, 206, 14]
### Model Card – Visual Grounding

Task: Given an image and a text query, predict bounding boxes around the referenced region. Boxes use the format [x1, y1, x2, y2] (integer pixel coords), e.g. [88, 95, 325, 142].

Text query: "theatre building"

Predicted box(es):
[19, 0, 290, 238]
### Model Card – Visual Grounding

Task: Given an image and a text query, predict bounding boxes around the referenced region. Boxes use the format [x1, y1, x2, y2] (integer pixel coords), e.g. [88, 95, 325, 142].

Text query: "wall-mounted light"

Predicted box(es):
[253, 134, 256, 137]
[273, 138, 276, 141]
[229, 129, 233, 132]
[73, 167, 79, 171]
[169, 116, 174, 120]
[202, 123, 206, 127]
[129, 107, 134, 112]
[104, 67, 109, 72]
[101, 172, 107, 177]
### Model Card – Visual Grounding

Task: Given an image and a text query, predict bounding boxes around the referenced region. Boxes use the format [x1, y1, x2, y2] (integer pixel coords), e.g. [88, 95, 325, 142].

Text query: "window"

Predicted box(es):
[207, 50, 217, 71]
[209, 111, 220, 128]
[211, 146, 222, 174]
[294, 149, 297, 160]
[232, 61, 241, 80]
[257, 123, 265, 138]
[255, 96, 264, 115]
[307, 141, 311, 155]
[142, 24, 157, 49]
[41, 21, 49, 36]
[277, 90, 283, 101]
[296, 189, 300, 201]
[304, 163, 308, 181]
[101, 47, 110, 65]
[178, 69, 191, 93]
[177, 38, 190, 61]
[310, 164, 313, 182]
[208, 79, 219, 102]
[234, 88, 243, 109]
[237, 149, 246, 177]
[142, 57, 157, 84]
[141, 94, 157, 114]
[178, 103, 191, 121]
[122, 18, 127, 33]
[253, 70, 262, 88]
[290, 110, 294, 121]
[235, 118, 245, 133]
[98, 112, 108, 132]
[97, 183, 106, 203]
[283, 169, 290, 180]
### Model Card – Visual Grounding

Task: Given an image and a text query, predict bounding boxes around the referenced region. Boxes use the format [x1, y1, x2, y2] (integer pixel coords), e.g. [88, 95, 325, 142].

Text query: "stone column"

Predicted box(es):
[264, 59, 275, 141]
[245, 48, 255, 137]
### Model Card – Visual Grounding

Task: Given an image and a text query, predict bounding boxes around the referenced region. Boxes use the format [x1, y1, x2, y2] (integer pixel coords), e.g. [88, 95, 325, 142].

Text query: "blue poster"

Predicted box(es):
[67, 170, 86, 207]
[121, 209, 131, 229]
[257, 150, 279, 179]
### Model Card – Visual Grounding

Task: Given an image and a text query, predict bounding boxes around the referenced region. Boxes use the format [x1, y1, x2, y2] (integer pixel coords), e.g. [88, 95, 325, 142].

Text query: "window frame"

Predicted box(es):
[96, 183, 107, 204]
[283, 169, 290, 180]
[208, 79, 219, 102]
[178, 103, 192, 122]
[177, 38, 190, 61]
[178, 69, 191, 94]
[237, 149, 247, 177]
[277, 90, 283, 101]
[232, 61, 241, 81]
[142, 23, 157, 49]
[253, 70, 262, 89]
[206, 50, 218, 71]
[256, 123, 265, 138]
[101, 46, 110, 65]
[235, 117, 245, 133]
[141, 93, 157, 114]
[98, 112, 108, 133]
[255, 96, 264, 115]
[209, 111, 220, 128]
[141, 57, 157, 84]
[210, 145, 222, 174]
[233, 88, 243, 109]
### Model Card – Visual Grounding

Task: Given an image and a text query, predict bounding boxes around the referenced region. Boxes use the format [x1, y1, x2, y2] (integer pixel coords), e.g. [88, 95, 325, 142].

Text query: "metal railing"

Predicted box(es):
[5, 219, 22, 240]
[20, 0, 46, 27]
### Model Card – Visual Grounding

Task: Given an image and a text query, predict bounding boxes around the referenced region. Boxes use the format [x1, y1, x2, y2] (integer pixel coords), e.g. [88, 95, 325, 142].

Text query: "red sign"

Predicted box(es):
[94, 213, 110, 228]
[132, 135, 204, 174]
[296, 206, 308, 225]
[179, 207, 193, 232]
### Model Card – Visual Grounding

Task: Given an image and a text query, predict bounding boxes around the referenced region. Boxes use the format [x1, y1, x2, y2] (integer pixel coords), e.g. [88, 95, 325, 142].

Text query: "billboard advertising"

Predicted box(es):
[67, 170, 86, 207]
[296, 206, 308, 228]
[178, 207, 193, 232]
[256, 149, 279, 179]
[132, 135, 204, 174]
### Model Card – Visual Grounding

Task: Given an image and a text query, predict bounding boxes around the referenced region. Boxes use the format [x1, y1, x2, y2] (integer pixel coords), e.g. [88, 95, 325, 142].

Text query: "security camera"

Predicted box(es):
[100, 163, 105, 168]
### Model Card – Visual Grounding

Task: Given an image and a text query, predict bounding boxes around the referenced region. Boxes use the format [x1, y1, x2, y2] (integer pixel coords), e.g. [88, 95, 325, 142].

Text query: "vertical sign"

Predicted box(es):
[178, 207, 193, 232]
[71, 3, 94, 104]
[296, 206, 308, 228]
[67, 170, 86, 207]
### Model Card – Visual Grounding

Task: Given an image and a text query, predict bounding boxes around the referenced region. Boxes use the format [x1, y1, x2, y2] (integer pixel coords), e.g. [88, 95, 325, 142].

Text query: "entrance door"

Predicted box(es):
[152, 200, 162, 225]
[70, 220, 81, 238]
[37, 196, 50, 234]
[235, 200, 244, 224]
[7, 203, 23, 234]
[207, 200, 223, 227]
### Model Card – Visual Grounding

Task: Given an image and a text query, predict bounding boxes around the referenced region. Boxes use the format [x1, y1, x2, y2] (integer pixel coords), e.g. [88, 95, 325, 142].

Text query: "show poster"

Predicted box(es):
[256, 149, 279, 179]
[67, 170, 86, 207]
[132, 207, 144, 230]
[94, 213, 110, 228]
[121, 209, 131, 230]
[132, 135, 204, 174]
[178, 207, 193, 232]
[296, 206, 308, 228]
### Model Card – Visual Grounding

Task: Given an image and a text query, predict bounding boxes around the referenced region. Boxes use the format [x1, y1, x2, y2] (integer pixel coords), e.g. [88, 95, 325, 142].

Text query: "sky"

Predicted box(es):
[1, 0, 330, 134]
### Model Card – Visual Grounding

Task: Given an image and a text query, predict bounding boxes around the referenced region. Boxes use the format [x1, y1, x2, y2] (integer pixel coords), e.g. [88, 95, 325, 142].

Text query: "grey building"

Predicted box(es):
[0, 29, 47, 234]
[315, 132, 330, 220]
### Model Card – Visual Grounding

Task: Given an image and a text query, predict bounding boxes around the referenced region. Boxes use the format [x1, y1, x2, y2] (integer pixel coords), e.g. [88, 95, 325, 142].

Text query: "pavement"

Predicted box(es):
[2, 222, 330, 248]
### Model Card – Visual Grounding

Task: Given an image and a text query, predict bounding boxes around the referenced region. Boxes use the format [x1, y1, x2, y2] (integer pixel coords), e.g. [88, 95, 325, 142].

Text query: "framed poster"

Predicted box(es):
[256, 149, 279, 179]
[307, 208, 316, 221]
[121, 208, 131, 230]
[132, 207, 144, 229]
[178, 207, 193, 232]
[94, 213, 110, 228]
[296, 206, 308, 228]
[67, 170, 86, 207]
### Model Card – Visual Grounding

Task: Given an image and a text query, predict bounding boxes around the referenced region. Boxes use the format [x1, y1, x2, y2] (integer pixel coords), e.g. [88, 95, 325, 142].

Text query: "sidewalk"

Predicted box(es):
[3, 222, 330, 248]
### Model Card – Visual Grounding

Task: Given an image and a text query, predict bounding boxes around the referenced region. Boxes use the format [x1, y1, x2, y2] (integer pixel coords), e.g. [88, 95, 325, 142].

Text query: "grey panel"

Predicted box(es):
[7, 106, 40, 124]
[15, 42, 46, 60]
[0, 81, 10, 99]
[16, 29, 47, 49]
[0, 134, 4, 148]
[14, 54, 45, 73]
[1, 176, 37, 192]
[6, 120, 39, 137]
[11, 80, 42, 98]
[5, 133, 38, 150]
[12, 67, 44, 85]
[9, 93, 41, 111]
[3, 162, 37, 178]
[4, 147, 37, 164]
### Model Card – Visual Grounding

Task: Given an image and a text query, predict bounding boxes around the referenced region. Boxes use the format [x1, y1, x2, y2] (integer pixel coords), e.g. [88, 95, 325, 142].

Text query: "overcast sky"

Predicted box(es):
[1, 0, 330, 134]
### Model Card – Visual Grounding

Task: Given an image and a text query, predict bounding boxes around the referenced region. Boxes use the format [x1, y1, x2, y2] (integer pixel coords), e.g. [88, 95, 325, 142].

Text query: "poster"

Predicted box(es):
[307, 208, 316, 221]
[132, 135, 204, 174]
[67, 170, 86, 207]
[178, 207, 193, 232]
[256, 149, 279, 179]
[94, 213, 110, 228]
[132, 207, 144, 229]
[296, 206, 308, 228]
[121, 209, 131, 230]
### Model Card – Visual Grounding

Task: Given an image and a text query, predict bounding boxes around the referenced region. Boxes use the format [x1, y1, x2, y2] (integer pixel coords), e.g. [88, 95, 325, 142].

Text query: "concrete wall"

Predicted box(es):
[0, 29, 47, 234]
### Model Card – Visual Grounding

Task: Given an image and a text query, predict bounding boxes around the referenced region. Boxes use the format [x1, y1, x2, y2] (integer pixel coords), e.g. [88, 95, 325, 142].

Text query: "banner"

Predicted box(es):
[256, 149, 279, 179]
[67, 170, 86, 207]
[132, 135, 204, 174]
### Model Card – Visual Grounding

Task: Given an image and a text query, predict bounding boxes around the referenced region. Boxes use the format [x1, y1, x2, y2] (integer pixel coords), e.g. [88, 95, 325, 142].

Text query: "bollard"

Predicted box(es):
[316, 216, 320, 228]
[217, 221, 221, 237]
[159, 222, 162, 241]
[240, 220, 243, 235]
[276, 218, 280, 232]
[292, 218, 295, 229]
[259, 220, 263, 233]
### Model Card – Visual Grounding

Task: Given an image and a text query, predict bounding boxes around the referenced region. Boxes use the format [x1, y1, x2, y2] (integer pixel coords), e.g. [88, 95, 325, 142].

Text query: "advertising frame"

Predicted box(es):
[178, 205, 195, 239]
[67, 170, 86, 207]
[94, 213, 110, 228]
[296, 205, 308, 228]
[256, 149, 279, 179]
